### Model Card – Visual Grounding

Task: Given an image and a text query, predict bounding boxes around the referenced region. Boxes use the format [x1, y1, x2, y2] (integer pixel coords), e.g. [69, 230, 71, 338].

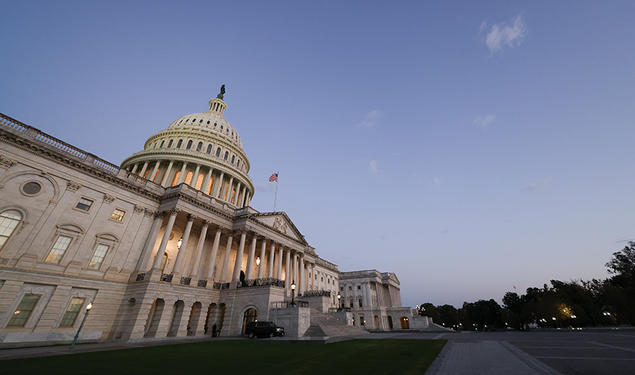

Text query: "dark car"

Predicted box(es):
[245, 321, 285, 338]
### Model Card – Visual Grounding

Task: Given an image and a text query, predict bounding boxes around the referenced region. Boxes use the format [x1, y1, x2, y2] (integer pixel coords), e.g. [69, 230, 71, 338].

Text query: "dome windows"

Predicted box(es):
[177, 139, 183, 148]
[160, 140, 165, 148]
[207, 120, 210, 125]
[186, 140, 193, 150]
[224, 151, 229, 160]
[196, 142, 203, 151]
[220, 125, 223, 130]
[199, 119, 203, 123]
[216, 148, 221, 157]
[214, 123, 217, 127]
[167, 139, 173, 148]
[206, 144, 212, 154]
[231, 155, 235, 164]
[237, 160, 240, 168]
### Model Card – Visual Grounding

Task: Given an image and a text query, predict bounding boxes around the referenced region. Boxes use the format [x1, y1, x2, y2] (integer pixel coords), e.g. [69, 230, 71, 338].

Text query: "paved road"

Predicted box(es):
[364, 330, 635, 375]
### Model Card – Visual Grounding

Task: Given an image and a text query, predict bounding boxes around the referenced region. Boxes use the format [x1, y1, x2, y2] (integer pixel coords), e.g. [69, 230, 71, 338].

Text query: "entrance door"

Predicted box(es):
[241, 308, 257, 335]
[400, 316, 410, 329]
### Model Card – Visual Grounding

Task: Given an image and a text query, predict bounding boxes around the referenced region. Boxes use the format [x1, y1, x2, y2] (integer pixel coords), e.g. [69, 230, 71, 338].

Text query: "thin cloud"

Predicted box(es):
[481, 15, 527, 53]
[433, 177, 440, 185]
[473, 114, 496, 129]
[356, 110, 382, 128]
[521, 179, 550, 193]
[369, 160, 378, 174]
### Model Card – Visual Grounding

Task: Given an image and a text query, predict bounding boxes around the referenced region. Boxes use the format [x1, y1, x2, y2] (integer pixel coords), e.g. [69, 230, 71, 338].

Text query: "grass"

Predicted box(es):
[2, 339, 446, 375]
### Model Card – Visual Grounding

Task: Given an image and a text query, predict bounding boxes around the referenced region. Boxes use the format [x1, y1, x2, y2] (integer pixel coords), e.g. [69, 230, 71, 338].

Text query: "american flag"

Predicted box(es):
[269, 172, 278, 182]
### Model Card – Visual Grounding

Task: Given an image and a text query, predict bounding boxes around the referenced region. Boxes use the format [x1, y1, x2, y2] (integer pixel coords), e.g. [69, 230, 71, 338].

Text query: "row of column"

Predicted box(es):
[129, 160, 251, 208]
[140, 210, 310, 293]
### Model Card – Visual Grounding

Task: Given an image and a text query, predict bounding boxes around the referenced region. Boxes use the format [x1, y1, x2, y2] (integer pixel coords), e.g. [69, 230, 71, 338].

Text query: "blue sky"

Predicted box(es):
[2, 1, 635, 307]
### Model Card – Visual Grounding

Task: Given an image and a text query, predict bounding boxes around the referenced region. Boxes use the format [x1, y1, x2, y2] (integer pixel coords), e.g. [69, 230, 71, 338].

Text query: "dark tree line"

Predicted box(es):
[417, 242, 635, 330]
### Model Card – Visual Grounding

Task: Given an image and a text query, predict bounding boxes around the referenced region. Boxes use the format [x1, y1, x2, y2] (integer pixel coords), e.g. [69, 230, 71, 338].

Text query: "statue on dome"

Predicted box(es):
[216, 84, 226, 99]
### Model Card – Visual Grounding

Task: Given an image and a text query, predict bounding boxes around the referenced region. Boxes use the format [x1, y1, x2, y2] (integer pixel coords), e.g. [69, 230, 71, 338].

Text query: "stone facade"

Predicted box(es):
[0, 94, 422, 346]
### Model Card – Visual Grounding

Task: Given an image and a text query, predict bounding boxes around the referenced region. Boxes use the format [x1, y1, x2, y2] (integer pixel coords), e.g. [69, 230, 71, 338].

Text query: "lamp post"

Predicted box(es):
[337, 293, 341, 311]
[70, 302, 93, 349]
[291, 280, 296, 306]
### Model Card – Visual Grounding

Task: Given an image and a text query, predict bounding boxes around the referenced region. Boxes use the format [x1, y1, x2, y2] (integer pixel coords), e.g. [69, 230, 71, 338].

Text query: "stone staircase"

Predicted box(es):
[304, 308, 369, 337]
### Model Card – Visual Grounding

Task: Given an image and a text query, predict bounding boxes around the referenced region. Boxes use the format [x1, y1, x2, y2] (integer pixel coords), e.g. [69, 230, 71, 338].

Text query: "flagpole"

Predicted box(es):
[274, 181, 278, 211]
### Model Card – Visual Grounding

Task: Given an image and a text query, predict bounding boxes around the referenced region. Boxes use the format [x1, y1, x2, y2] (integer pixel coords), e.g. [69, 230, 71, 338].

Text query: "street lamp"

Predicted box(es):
[177, 238, 183, 249]
[70, 302, 93, 349]
[256, 256, 261, 266]
[290, 280, 296, 306]
[337, 293, 342, 310]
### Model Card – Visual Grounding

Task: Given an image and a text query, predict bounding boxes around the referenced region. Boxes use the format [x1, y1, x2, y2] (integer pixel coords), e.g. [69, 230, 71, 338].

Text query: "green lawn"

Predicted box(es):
[2, 339, 445, 375]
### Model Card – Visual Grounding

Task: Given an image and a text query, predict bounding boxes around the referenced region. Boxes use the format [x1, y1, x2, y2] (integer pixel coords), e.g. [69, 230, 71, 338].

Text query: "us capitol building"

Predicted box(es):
[0, 87, 434, 345]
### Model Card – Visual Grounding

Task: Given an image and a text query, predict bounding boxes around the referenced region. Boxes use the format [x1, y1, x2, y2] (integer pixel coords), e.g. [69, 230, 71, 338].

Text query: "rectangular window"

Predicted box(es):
[185, 171, 193, 185]
[75, 198, 93, 211]
[7, 294, 41, 327]
[88, 244, 109, 269]
[111, 209, 125, 222]
[206, 177, 214, 195]
[45, 235, 72, 264]
[171, 171, 181, 186]
[59, 297, 86, 327]
[195, 172, 205, 190]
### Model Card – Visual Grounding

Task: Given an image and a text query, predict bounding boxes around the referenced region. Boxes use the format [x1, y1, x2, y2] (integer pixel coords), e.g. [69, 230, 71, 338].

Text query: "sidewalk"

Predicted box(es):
[0, 337, 231, 361]
[426, 340, 562, 375]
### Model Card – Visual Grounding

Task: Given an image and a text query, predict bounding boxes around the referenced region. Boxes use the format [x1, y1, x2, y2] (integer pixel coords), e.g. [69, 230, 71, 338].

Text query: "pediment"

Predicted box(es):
[251, 212, 306, 244]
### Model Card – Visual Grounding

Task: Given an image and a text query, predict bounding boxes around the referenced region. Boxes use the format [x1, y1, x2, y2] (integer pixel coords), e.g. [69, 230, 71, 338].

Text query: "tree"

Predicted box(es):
[606, 241, 635, 288]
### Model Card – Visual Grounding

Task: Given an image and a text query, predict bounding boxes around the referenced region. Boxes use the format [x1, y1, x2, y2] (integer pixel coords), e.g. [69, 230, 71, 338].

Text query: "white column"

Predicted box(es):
[152, 210, 178, 270]
[177, 162, 188, 184]
[267, 242, 276, 278]
[232, 182, 241, 205]
[160, 160, 174, 186]
[239, 186, 247, 207]
[245, 234, 257, 280]
[257, 238, 266, 279]
[202, 168, 213, 194]
[231, 231, 247, 283]
[138, 161, 149, 176]
[224, 177, 234, 201]
[172, 215, 194, 276]
[215, 172, 224, 197]
[277, 246, 284, 280]
[191, 164, 201, 187]
[293, 252, 298, 286]
[149, 160, 160, 182]
[130, 163, 139, 174]
[299, 254, 305, 294]
[220, 233, 233, 282]
[245, 192, 251, 207]
[136, 212, 163, 272]
[284, 248, 291, 291]
[205, 228, 222, 281]
[189, 221, 208, 278]
[310, 264, 315, 290]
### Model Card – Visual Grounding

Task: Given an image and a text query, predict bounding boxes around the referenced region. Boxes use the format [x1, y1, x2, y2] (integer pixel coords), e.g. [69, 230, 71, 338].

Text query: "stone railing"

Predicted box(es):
[160, 273, 173, 282]
[135, 272, 146, 281]
[180, 276, 191, 286]
[197, 280, 207, 288]
[237, 278, 285, 289]
[300, 290, 331, 298]
[328, 307, 351, 313]
[0, 113, 120, 175]
[270, 301, 309, 309]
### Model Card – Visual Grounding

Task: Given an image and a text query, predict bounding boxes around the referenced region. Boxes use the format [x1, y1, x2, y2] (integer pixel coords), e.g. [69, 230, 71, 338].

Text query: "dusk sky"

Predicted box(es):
[2, 1, 635, 307]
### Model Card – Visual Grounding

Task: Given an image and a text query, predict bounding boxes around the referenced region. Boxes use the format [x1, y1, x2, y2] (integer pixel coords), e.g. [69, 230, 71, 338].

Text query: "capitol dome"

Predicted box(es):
[121, 86, 254, 208]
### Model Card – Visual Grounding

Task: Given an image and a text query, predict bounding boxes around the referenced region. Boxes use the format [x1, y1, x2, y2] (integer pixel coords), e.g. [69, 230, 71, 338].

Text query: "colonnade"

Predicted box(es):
[140, 210, 314, 295]
[129, 160, 251, 208]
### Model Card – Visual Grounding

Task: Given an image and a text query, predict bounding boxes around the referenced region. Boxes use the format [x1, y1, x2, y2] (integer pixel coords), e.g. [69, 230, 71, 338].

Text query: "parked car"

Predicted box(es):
[245, 321, 285, 338]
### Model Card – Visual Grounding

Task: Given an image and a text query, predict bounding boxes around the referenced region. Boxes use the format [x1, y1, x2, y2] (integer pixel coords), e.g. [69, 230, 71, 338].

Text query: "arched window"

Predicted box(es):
[231, 155, 235, 164]
[160, 140, 165, 148]
[206, 144, 212, 154]
[0, 210, 22, 250]
[237, 160, 240, 168]
[224, 151, 229, 160]
[177, 139, 183, 148]
[196, 142, 203, 151]
[216, 148, 221, 157]
[167, 139, 173, 148]
[207, 120, 210, 125]
[186, 140, 193, 150]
